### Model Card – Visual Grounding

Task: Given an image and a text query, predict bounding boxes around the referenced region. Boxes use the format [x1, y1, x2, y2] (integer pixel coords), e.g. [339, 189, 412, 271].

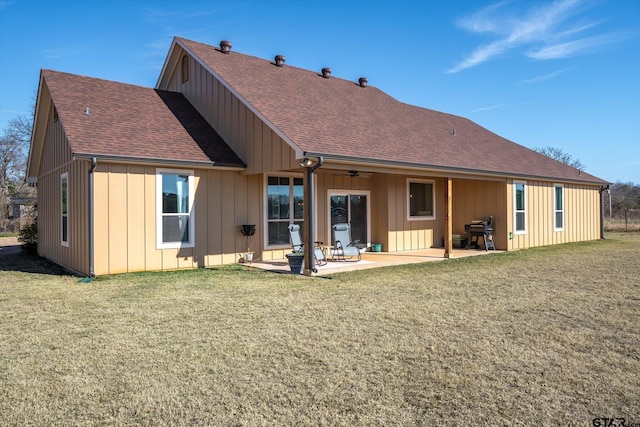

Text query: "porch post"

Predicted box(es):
[301, 156, 323, 275]
[444, 177, 453, 258]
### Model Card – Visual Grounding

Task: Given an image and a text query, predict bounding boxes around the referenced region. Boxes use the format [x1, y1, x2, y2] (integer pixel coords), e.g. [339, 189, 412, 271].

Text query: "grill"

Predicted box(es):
[464, 216, 495, 251]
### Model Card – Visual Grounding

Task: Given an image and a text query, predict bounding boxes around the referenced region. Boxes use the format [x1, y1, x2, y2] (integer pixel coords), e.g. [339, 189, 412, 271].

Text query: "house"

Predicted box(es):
[27, 37, 608, 276]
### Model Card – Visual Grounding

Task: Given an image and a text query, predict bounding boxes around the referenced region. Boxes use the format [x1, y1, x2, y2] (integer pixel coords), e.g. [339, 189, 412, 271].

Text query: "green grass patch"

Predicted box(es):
[1, 233, 639, 425]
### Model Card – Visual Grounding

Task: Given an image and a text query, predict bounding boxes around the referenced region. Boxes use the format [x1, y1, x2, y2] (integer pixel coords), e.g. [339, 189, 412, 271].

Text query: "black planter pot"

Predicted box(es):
[241, 224, 256, 237]
[285, 253, 304, 274]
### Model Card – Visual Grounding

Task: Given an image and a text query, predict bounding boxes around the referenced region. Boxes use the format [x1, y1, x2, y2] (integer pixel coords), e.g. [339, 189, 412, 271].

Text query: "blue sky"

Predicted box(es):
[1, 0, 638, 183]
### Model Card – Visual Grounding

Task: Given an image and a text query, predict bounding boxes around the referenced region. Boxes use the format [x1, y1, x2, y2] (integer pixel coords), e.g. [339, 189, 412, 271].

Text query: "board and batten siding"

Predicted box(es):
[452, 178, 508, 250]
[92, 164, 262, 275]
[506, 180, 601, 250]
[369, 175, 445, 252]
[36, 102, 89, 274]
[164, 52, 299, 175]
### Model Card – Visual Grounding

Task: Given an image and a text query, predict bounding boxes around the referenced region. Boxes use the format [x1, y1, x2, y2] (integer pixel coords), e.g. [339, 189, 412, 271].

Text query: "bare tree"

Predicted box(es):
[534, 146, 585, 170]
[0, 115, 34, 220]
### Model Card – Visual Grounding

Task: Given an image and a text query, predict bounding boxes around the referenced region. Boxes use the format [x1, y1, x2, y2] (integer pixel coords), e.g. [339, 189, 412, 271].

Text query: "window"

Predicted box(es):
[407, 179, 435, 220]
[514, 181, 526, 234]
[156, 169, 194, 249]
[181, 55, 189, 83]
[61, 172, 68, 246]
[267, 176, 303, 246]
[554, 184, 564, 231]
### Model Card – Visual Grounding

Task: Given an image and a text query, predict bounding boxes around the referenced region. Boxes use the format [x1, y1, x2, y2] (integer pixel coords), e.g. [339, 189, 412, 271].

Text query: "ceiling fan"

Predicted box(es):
[331, 170, 372, 178]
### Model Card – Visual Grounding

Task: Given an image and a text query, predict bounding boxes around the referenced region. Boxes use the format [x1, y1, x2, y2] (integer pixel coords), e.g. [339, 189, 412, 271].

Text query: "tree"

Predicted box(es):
[534, 146, 585, 171]
[0, 115, 34, 220]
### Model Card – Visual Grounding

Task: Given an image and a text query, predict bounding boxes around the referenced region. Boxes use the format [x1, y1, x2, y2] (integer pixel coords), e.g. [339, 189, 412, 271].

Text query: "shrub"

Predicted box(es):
[18, 223, 38, 254]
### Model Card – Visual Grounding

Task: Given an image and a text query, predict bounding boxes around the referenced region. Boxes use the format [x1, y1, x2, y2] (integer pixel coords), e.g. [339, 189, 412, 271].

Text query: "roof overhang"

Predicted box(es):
[304, 151, 607, 186]
[73, 152, 246, 170]
[26, 71, 51, 182]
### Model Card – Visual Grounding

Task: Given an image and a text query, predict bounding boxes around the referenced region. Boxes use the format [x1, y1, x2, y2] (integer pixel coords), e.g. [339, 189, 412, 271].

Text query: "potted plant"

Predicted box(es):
[285, 251, 304, 274]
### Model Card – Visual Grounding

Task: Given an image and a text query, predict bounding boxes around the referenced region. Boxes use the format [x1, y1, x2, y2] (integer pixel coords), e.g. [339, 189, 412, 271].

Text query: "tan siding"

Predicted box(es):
[452, 179, 507, 250]
[92, 164, 265, 274]
[506, 180, 601, 251]
[167, 55, 298, 175]
[206, 170, 223, 266]
[127, 166, 147, 272]
[108, 165, 129, 273]
[36, 104, 89, 275]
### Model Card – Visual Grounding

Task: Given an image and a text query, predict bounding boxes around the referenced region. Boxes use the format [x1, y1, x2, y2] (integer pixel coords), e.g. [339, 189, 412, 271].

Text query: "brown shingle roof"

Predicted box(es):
[42, 69, 244, 167]
[178, 37, 605, 184]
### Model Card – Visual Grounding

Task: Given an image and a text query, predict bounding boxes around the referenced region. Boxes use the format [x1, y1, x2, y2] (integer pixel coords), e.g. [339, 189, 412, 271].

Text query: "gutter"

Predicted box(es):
[302, 156, 323, 275]
[302, 152, 607, 186]
[599, 184, 610, 240]
[73, 153, 246, 170]
[88, 157, 97, 278]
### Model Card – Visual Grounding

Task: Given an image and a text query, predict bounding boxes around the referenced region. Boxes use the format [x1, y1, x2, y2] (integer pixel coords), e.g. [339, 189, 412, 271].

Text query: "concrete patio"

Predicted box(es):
[247, 247, 502, 276]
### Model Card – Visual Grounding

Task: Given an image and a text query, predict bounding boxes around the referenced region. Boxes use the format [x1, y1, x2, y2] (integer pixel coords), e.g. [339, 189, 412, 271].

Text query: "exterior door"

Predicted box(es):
[328, 191, 370, 247]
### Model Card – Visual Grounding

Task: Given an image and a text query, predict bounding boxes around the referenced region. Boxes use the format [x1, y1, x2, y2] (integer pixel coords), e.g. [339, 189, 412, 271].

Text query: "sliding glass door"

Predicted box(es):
[328, 191, 370, 247]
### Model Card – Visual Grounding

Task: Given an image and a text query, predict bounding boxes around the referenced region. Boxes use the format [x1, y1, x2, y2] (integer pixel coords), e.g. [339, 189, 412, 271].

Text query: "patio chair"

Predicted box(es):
[331, 223, 361, 261]
[287, 224, 327, 266]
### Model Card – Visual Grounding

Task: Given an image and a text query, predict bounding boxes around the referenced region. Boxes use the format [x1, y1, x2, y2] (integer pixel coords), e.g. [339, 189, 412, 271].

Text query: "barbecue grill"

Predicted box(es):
[464, 216, 495, 251]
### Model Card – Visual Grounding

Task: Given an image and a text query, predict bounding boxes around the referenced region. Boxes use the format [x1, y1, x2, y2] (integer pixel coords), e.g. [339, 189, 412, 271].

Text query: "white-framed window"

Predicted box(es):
[407, 179, 435, 220]
[61, 172, 69, 247]
[554, 184, 564, 231]
[266, 175, 304, 247]
[514, 181, 526, 234]
[156, 169, 195, 249]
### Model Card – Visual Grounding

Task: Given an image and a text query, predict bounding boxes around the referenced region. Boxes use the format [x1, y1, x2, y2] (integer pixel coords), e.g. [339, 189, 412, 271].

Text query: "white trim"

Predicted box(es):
[263, 173, 305, 250]
[156, 168, 195, 249]
[327, 189, 371, 248]
[554, 183, 565, 231]
[61, 172, 69, 247]
[514, 180, 527, 235]
[406, 179, 436, 221]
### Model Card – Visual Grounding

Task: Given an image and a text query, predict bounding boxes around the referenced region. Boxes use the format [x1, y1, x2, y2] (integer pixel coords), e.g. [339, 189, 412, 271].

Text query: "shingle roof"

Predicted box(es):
[42, 69, 244, 167]
[177, 37, 605, 184]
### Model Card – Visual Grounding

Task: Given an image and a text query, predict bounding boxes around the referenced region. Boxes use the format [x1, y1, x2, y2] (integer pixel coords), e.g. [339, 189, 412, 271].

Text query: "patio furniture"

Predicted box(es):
[331, 223, 361, 261]
[464, 216, 495, 250]
[287, 224, 327, 266]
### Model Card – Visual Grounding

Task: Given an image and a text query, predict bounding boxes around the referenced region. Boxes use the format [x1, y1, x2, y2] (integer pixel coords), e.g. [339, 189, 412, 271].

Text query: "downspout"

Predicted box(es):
[599, 184, 609, 240]
[88, 157, 97, 278]
[303, 156, 323, 275]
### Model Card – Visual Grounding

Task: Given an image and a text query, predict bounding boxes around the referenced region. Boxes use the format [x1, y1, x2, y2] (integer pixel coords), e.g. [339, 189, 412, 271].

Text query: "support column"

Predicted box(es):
[444, 177, 453, 258]
[301, 157, 323, 275]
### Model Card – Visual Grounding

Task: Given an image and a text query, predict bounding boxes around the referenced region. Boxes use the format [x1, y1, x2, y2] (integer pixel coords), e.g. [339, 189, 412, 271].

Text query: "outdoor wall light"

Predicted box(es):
[300, 158, 313, 167]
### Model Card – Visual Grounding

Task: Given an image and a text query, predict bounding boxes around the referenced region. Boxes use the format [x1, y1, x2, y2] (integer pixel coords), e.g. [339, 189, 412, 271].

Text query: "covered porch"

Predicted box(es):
[248, 246, 502, 277]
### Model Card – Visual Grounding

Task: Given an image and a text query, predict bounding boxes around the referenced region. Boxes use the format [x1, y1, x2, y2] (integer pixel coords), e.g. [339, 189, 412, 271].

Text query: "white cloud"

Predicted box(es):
[471, 104, 509, 113]
[520, 66, 573, 84]
[448, 0, 625, 73]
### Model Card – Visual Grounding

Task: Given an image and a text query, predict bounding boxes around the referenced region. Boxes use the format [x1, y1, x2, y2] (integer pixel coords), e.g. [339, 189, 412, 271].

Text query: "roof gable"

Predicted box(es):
[36, 69, 244, 168]
[173, 37, 605, 184]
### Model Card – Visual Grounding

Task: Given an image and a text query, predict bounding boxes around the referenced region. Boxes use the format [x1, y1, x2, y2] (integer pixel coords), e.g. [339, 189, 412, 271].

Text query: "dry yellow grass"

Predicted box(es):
[1, 233, 639, 425]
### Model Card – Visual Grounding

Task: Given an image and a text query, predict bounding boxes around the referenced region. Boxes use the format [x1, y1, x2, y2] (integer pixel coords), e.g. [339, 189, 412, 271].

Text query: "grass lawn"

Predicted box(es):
[1, 233, 639, 425]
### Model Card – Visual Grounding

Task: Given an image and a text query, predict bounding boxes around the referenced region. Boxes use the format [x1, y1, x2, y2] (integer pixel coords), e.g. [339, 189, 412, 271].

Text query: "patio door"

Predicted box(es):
[328, 191, 370, 247]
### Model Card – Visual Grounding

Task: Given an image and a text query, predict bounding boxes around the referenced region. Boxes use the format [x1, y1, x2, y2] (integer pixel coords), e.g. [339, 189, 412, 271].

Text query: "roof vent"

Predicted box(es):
[358, 77, 368, 88]
[274, 55, 285, 67]
[321, 67, 331, 78]
[84, 107, 91, 116]
[219, 40, 232, 54]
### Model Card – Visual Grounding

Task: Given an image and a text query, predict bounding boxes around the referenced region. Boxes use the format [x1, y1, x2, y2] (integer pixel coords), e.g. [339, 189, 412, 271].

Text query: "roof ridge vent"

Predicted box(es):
[358, 77, 368, 87]
[321, 67, 331, 78]
[274, 55, 285, 67]
[219, 40, 232, 54]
